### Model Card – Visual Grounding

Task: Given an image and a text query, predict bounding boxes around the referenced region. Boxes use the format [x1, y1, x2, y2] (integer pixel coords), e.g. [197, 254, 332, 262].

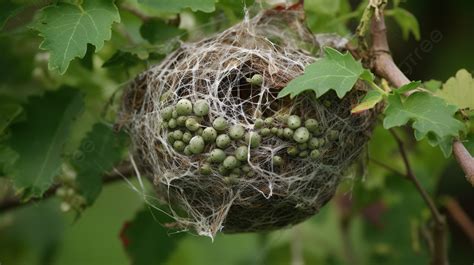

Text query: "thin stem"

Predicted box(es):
[367, 79, 388, 96]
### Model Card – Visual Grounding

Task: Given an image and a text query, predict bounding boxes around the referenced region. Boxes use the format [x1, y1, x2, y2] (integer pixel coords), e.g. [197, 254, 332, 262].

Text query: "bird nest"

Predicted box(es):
[119, 8, 377, 238]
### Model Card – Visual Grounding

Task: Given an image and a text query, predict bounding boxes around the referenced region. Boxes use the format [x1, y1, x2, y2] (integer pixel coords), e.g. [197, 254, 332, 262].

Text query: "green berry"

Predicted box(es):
[310, 149, 321, 160]
[161, 106, 174, 121]
[162, 121, 168, 129]
[235, 146, 249, 161]
[196, 128, 203, 136]
[232, 168, 242, 175]
[246, 74, 263, 86]
[182, 131, 192, 143]
[223, 175, 239, 185]
[176, 99, 193, 115]
[328, 129, 339, 141]
[216, 134, 231, 149]
[287, 146, 298, 156]
[305, 118, 319, 133]
[167, 132, 175, 144]
[193, 99, 209, 116]
[323, 100, 331, 108]
[254, 118, 264, 129]
[173, 130, 183, 140]
[185, 117, 200, 132]
[287, 115, 301, 129]
[229, 124, 245, 140]
[168, 118, 177, 129]
[172, 110, 178, 119]
[189, 136, 205, 154]
[270, 127, 278, 135]
[176, 116, 187, 126]
[283, 128, 294, 139]
[173, 140, 185, 152]
[202, 127, 217, 142]
[245, 132, 261, 148]
[212, 117, 228, 131]
[209, 149, 226, 163]
[293, 127, 310, 143]
[200, 163, 212, 175]
[272, 155, 283, 166]
[241, 165, 251, 173]
[277, 128, 284, 138]
[308, 137, 319, 149]
[260, 128, 271, 137]
[223, 156, 239, 169]
[298, 143, 308, 150]
[319, 138, 326, 146]
[299, 150, 308, 158]
[183, 145, 192, 156]
[218, 164, 230, 175]
[264, 117, 274, 126]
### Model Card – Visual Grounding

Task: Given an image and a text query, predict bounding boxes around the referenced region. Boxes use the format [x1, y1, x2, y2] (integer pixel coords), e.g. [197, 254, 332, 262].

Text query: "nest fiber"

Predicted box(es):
[121, 9, 376, 238]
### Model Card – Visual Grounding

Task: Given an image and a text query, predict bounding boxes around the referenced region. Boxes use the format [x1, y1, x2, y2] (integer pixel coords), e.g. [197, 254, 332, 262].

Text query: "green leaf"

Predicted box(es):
[140, 18, 186, 44]
[436, 69, 474, 110]
[72, 123, 128, 205]
[278, 47, 367, 99]
[0, 103, 22, 135]
[6, 88, 84, 197]
[124, 207, 183, 265]
[0, 0, 21, 30]
[351, 90, 383, 113]
[423, 79, 442, 91]
[102, 50, 142, 68]
[304, 0, 341, 15]
[389, 8, 420, 40]
[33, 0, 120, 74]
[138, 0, 216, 13]
[383, 92, 464, 143]
[394, 81, 421, 94]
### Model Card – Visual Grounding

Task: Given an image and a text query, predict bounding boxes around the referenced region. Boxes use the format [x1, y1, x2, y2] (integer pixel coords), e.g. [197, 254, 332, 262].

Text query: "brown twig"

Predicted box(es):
[0, 163, 135, 212]
[370, 158, 406, 177]
[453, 141, 474, 186]
[442, 196, 474, 243]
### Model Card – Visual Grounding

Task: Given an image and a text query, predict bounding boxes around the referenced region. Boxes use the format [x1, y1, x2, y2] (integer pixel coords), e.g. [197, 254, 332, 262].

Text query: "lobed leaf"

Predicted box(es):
[138, 0, 216, 13]
[436, 69, 474, 110]
[351, 90, 383, 113]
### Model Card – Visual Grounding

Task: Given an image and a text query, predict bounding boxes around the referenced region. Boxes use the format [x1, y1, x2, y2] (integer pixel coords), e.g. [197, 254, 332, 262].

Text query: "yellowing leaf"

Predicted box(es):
[34, 0, 120, 74]
[436, 69, 474, 110]
[351, 90, 383, 113]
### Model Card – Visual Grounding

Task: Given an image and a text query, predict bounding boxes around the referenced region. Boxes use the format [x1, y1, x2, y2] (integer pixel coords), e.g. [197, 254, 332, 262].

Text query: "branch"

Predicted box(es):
[369, 12, 474, 187]
[442, 196, 474, 243]
[0, 162, 136, 212]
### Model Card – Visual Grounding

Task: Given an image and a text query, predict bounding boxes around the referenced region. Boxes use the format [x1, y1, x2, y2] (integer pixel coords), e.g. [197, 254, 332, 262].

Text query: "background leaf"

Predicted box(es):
[6, 88, 84, 197]
[389, 8, 420, 40]
[72, 123, 128, 205]
[34, 0, 120, 74]
[436, 69, 474, 110]
[278, 47, 367, 99]
[138, 0, 216, 13]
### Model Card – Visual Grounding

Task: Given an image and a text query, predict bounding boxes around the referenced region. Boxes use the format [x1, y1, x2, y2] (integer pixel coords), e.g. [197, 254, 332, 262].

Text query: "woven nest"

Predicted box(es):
[119, 9, 378, 238]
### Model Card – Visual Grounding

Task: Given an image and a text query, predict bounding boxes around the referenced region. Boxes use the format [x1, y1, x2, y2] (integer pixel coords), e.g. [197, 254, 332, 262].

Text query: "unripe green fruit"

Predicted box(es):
[264, 117, 274, 126]
[283, 128, 294, 139]
[218, 164, 230, 175]
[298, 143, 308, 150]
[308, 137, 319, 149]
[299, 150, 308, 158]
[183, 145, 192, 156]
[235, 146, 249, 161]
[287, 115, 301, 129]
[272, 155, 283, 166]
[260, 128, 271, 137]
[293, 127, 310, 143]
[216, 134, 231, 148]
[254, 118, 264, 129]
[245, 132, 261, 148]
[271, 127, 278, 135]
[176, 99, 193, 115]
[202, 127, 217, 142]
[323, 100, 331, 108]
[189, 136, 205, 154]
[305, 118, 319, 133]
[193, 99, 209, 116]
[319, 138, 326, 146]
[176, 116, 187, 126]
[185, 117, 200, 132]
[241, 165, 251, 173]
[287, 146, 298, 156]
[172, 110, 178, 118]
[173, 140, 185, 152]
[229, 124, 245, 140]
[277, 128, 284, 138]
[161, 106, 174, 121]
[223, 155, 239, 169]
[310, 149, 321, 160]
[168, 118, 177, 129]
[200, 163, 212, 175]
[182, 131, 192, 143]
[196, 128, 203, 136]
[173, 130, 183, 140]
[232, 168, 242, 175]
[246, 74, 263, 86]
[328, 129, 339, 141]
[224, 175, 239, 185]
[162, 121, 168, 129]
[212, 117, 228, 131]
[209, 149, 226, 163]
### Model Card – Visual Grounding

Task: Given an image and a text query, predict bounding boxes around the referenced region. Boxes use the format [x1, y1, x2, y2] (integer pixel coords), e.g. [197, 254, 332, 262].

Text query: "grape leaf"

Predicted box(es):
[389, 8, 420, 40]
[34, 0, 120, 74]
[140, 18, 187, 44]
[436, 69, 474, 110]
[138, 0, 216, 13]
[351, 90, 383, 113]
[423, 79, 442, 92]
[394, 81, 421, 94]
[383, 92, 464, 142]
[0, 103, 22, 135]
[6, 88, 84, 197]
[278, 47, 369, 99]
[72, 123, 128, 205]
[123, 207, 183, 265]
